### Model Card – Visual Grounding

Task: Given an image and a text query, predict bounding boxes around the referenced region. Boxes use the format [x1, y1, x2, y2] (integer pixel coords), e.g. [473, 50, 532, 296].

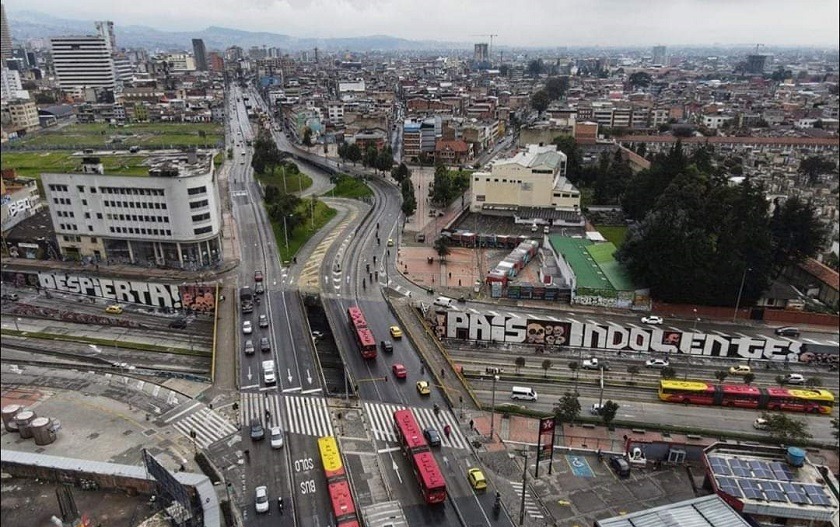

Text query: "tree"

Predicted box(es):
[714, 370, 729, 383]
[805, 377, 822, 388]
[568, 361, 579, 376]
[552, 135, 583, 184]
[530, 90, 550, 115]
[430, 163, 453, 207]
[514, 356, 526, 374]
[743, 373, 756, 385]
[660, 366, 676, 379]
[346, 143, 362, 165]
[627, 365, 640, 383]
[775, 375, 787, 387]
[769, 197, 828, 273]
[400, 178, 416, 217]
[541, 359, 552, 378]
[544, 77, 569, 100]
[629, 72, 652, 89]
[376, 146, 394, 175]
[302, 127, 313, 147]
[363, 146, 379, 169]
[392, 162, 410, 184]
[761, 412, 813, 445]
[798, 156, 836, 184]
[433, 236, 451, 262]
[526, 59, 544, 76]
[554, 391, 581, 424]
[600, 400, 619, 427]
[831, 417, 839, 445]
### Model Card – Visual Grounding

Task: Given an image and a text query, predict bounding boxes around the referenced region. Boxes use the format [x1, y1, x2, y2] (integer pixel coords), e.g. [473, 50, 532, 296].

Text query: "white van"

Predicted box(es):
[262, 360, 276, 385]
[511, 386, 538, 401]
[433, 296, 454, 308]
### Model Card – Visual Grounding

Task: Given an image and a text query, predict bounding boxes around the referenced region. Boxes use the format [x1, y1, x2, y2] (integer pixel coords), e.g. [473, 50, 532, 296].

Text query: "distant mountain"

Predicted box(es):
[6, 10, 468, 52]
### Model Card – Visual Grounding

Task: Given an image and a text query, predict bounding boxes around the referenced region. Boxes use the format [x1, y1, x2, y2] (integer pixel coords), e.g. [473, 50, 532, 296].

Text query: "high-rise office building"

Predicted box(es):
[50, 35, 116, 95]
[192, 38, 208, 71]
[745, 54, 768, 74]
[1, 4, 13, 62]
[474, 43, 489, 63]
[652, 45, 667, 66]
[95, 21, 116, 53]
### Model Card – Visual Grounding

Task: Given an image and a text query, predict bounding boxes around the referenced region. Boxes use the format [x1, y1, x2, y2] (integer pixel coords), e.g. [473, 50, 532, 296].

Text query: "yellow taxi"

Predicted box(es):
[467, 468, 487, 491]
[389, 325, 403, 339]
[416, 380, 431, 395]
[387, 238, 394, 247]
[105, 305, 123, 314]
[729, 364, 751, 375]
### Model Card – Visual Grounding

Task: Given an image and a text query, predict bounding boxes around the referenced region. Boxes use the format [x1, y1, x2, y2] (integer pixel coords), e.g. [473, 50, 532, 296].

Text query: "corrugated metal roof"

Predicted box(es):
[595, 495, 752, 527]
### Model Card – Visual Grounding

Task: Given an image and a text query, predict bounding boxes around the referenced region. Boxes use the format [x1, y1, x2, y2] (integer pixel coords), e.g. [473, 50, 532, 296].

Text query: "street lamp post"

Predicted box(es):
[489, 374, 499, 441]
[733, 267, 751, 322]
[13, 318, 20, 331]
[692, 309, 699, 331]
[519, 451, 528, 526]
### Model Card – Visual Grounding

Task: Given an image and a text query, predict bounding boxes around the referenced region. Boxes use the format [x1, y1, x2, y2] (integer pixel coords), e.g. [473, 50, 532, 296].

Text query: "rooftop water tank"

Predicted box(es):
[786, 446, 806, 467]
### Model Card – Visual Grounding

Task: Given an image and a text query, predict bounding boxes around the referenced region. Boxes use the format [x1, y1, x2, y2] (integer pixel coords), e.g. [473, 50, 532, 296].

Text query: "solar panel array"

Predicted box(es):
[708, 456, 833, 507]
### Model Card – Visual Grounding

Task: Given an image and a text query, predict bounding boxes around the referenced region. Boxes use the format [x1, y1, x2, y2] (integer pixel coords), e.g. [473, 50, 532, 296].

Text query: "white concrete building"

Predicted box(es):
[41, 151, 222, 267]
[6, 100, 39, 131]
[1, 67, 27, 101]
[470, 144, 579, 215]
[50, 35, 116, 96]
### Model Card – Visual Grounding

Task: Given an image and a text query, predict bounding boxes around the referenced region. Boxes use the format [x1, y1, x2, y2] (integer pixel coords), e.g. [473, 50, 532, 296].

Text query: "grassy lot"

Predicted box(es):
[596, 225, 629, 247]
[256, 169, 312, 194]
[17, 122, 223, 149]
[325, 174, 372, 198]
[1, 152, 150, 178]
[269, 198, 337, 262]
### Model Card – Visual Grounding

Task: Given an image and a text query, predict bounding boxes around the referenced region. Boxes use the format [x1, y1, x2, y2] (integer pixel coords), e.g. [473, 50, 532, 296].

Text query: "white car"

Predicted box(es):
[784, 373, 806, 385]
[255, 485, 269, 513]
[242, 320, 253, 334]
[645, 358, 670, 369]
[641, 316, 663, 325]
[270, 426, 284, 449]
[589, 403, 604, 415]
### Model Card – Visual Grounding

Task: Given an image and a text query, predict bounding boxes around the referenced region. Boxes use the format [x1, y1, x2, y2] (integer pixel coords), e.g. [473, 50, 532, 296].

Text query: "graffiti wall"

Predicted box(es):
[436, 311, 809, 362]
[11, 303, 145, 328]
[1, 270, 216, 312]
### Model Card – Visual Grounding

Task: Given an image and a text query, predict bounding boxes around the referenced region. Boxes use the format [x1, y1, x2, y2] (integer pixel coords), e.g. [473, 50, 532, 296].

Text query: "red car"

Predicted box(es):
[392, 364, 407, 379]
[254, 270, 264, 282]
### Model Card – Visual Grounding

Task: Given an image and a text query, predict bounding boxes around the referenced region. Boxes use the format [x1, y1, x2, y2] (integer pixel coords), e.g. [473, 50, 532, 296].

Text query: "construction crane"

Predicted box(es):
[470, 33, 499, 60]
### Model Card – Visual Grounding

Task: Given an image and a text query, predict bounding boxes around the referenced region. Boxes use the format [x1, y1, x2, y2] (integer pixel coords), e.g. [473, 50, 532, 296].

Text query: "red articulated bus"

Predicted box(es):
[658, 380, 834, 414]
[393, 409, 447, 504]
[317, 436, 360, 527]
[347, 306, 377, 359]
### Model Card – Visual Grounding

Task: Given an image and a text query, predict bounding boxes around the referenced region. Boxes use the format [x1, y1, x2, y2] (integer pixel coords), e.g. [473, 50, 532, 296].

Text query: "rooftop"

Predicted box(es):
[595, 494, 751, 527]
[494, 143, 566, 172]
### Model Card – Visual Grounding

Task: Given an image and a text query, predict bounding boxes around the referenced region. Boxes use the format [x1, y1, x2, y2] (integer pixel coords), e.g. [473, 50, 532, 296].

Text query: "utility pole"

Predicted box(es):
[519, 451, 528, 526]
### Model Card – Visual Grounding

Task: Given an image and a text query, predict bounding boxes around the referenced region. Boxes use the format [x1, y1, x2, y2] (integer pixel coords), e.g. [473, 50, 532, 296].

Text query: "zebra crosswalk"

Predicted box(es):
[509, 481, 544, 519]
[239, 392, 334, 438]
[167, 402, 238, 449]
[363, 401, 470, 450]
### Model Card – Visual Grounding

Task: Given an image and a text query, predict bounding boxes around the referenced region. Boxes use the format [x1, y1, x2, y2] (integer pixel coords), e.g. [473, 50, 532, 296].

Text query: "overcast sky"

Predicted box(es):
[6, 0, 839, 47]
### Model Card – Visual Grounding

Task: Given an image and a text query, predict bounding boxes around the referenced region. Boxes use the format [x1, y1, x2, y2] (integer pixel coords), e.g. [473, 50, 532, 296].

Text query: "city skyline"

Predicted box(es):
[4, 0, 839, 48]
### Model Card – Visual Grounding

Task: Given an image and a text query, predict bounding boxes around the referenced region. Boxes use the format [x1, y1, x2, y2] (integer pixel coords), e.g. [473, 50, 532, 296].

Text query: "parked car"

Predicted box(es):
[254, 486, 269, 513]
[249, 419, 265, 441]
[244, 339, 255, 355]
[641, 315, 663, 325]
[392, 363, 407, 379]
[105, 305, 124, 314]
[784, 373, 806, 385]
[729, 364, 751, 375]
[609, 456, 631, 478]
[423, 427, 442, 447]
[645, 358, 670, 369]
[775, 326, 801, 337]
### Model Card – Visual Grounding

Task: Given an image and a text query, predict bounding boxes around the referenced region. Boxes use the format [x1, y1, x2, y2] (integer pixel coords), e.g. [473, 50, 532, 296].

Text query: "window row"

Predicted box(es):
[53, 197, 71, 205]
[104, 200, 167, 209]
[187, 186, 207, 195]
[59, 223, 79, 231]
[56, 210, 75, 218]
[189, 199, 209, 209]
[100, 187, 165, 196]
[192, 212, 211, 222]
[194, 226, 212, 235]
[107, 214, 170, 223]
[109, 226, 172, 236]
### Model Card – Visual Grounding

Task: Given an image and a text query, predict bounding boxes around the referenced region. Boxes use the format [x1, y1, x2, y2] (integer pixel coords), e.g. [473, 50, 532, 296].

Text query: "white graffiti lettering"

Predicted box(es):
[443, 311, 803, 362]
